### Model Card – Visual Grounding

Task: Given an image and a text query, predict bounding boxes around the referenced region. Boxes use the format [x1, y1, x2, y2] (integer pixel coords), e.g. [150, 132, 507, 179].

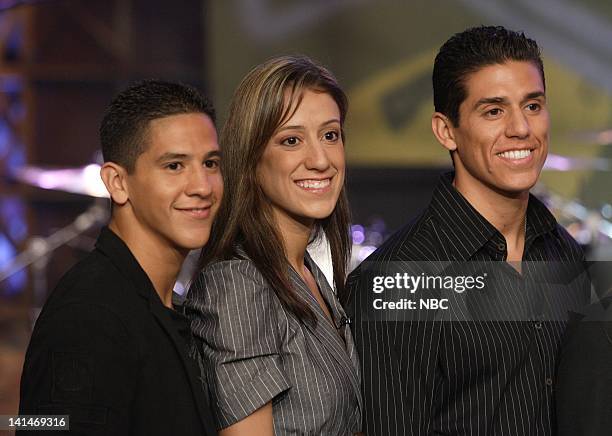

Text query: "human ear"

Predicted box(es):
[100, 162, 129, 205]
[431, 112, 458, 152]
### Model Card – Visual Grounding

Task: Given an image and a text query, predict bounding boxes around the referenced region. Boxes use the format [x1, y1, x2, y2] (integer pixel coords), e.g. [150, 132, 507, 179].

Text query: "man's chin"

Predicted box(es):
[495, 179, 539, 197]
[172, 236, 210, 253]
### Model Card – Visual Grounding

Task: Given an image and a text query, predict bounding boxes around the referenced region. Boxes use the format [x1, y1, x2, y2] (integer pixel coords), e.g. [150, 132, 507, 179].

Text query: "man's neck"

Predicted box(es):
[453, 173, 528, 261]
[108, 219, 185, 308]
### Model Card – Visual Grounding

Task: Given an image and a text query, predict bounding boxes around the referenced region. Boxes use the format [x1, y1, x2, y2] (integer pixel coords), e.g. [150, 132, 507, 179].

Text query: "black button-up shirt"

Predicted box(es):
[346, 172, 589, 436]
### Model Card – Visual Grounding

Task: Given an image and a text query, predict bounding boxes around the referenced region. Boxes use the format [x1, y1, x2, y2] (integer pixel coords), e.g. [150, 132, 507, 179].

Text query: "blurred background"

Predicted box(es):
[0, 0, 610, 418]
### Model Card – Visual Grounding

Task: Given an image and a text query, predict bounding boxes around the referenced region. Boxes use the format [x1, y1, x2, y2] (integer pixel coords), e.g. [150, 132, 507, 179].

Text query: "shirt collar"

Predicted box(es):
[524, 192, 558, 238]
[428, 172, 558, 260]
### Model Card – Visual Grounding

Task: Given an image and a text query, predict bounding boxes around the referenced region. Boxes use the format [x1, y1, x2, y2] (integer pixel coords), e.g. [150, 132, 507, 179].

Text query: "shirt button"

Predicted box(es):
[497, 242, 506, 251]
[535, 321, 543, 330]
[545, 378, 553, 386]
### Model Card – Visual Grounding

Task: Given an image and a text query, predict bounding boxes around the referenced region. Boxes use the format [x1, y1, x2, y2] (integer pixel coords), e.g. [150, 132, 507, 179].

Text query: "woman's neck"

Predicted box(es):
[272, 209, 314, 274]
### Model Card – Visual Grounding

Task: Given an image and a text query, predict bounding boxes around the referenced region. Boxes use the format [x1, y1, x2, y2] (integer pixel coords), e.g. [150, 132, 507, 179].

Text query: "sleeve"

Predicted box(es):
[346, 268, 442, 436]
[186, 260, 291, 429]
[18, 303, 137, 436]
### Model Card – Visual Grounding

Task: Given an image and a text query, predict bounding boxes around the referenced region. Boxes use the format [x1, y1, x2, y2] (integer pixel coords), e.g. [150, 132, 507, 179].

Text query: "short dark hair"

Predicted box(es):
[433, 25, 545, 126]
[100, 79, 215, 172]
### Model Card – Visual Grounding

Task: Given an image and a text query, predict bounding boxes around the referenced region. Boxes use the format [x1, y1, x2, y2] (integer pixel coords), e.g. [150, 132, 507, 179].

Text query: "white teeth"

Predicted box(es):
[296, 179, 330, 189]
[498, 149, 531, 159]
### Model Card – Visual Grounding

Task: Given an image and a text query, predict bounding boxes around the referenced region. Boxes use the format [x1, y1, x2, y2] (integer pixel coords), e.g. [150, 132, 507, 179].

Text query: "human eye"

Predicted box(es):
[323, 130, 340, 142]
[484, 107, 503, 118]
[525, 102, 541, 112]
[281, 136, 301, 147]
[165, 161, 183, 171]
[204, 158, 220, 169]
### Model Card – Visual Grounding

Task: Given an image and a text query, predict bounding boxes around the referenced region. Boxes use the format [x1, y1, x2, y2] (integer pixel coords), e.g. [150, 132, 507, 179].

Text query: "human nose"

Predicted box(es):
[304, 139, 331, 171]
[506, 108, 530, 138]
[185, 166, 213, 197]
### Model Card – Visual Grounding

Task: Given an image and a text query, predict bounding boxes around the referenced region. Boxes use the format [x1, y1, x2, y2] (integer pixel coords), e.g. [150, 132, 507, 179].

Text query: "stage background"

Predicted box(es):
[0, 0, 610, 419]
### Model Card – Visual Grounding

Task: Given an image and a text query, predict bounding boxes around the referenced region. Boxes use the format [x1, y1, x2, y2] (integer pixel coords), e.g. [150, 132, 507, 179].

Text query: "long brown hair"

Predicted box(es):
[199, 55, 351, 323]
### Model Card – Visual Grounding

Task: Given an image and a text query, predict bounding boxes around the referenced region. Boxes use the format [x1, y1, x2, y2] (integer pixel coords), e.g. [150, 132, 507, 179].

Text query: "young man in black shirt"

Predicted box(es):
[19, 80, 221, 435]
[346, 26, 589, 436]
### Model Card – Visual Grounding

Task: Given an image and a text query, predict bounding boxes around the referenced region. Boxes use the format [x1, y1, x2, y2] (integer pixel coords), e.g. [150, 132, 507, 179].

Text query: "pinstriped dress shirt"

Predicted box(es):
[186, 249, 362, 435]
[345, 172, 589, 436]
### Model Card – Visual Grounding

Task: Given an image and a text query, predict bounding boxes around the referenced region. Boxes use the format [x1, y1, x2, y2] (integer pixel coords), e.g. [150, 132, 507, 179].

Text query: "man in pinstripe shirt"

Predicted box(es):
[345, 26, 589, 436]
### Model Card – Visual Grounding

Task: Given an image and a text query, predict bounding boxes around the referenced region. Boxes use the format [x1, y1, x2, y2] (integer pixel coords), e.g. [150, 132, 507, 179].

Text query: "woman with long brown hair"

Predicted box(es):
[186, 55, 362, 435]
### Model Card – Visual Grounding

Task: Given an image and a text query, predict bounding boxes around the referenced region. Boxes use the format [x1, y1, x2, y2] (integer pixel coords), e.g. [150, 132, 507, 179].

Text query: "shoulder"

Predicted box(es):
[190, 258, 268, 298]
[350, 209, 433, 278]
[38, 257, 127, 320]
[35, 249, 151, 342]
[186, 259, 285, 350]
[551, 224, 586, 260]
[345, 210, 436, 307]
[528, 193, 585, 260]
[43, 250, 133, 312]
[380, 211, 434, 257]
[27, 272, 134, 364]
[203, 258, 266, 283]
[187, 258, 281, 317]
